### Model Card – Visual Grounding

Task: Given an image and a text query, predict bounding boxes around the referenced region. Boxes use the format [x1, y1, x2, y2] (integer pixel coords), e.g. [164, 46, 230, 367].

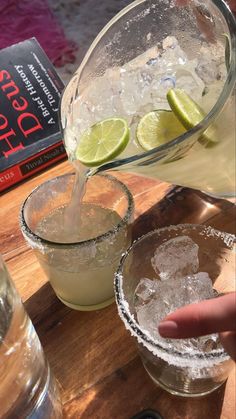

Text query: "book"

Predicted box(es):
[0, 37, 67, 193]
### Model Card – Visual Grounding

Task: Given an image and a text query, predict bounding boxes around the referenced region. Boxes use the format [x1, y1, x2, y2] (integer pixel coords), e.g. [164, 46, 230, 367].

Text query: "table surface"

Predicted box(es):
[1, 160, 235, 419]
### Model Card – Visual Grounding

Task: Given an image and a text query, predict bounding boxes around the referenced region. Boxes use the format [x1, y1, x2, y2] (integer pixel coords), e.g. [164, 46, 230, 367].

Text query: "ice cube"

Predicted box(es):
[120, 67, 154, 115]
[69, 68, 126, 149]
[151, 36, 205, 102]
[170, 334, 222, 353]
[196, 56, 220, 85]
[83, 69, 124, 120]
[160, 37, 188, 69]
[134, 278, 159, 308]
[120, 68, 140, 115]
[162, 36, 179, 50]
[197, 42, 226, 86]
[182, 272, 213, 302]
[134, 271, 219, 353]
[135, 273, 214, 330]
[136, 297, 161, 340]
[134, 277, 175, 339]
[174, 65, 205, 102]
[123, 46, 160, 71]
[151, 236, 199, 281]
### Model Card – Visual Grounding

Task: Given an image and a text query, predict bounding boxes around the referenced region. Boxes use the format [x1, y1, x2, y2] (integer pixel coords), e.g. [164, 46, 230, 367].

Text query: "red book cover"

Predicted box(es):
[0, 38, 67, 192]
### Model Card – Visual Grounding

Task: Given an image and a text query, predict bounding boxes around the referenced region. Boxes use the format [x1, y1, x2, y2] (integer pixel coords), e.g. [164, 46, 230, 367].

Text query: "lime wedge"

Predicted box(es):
[75, 117, 129, 167]
[167, 88, 218, 145]
[136, 110, 186, 151]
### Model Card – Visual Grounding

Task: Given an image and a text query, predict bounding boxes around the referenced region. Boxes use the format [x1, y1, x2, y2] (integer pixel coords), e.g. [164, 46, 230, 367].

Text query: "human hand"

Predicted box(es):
[158, 292, 236, 360]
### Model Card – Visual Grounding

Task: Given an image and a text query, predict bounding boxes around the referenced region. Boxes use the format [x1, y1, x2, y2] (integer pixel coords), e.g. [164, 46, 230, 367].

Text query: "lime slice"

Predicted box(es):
[136, 110, 186, 151]
[167, 88, 218, 145]
[75, 117, 129, 167]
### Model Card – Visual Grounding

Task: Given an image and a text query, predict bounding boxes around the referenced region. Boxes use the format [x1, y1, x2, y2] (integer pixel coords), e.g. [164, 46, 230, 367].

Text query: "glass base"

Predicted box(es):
[57, 295, 115, 311]
[28, 363, 62, 418]
[144, 366, 226, 398]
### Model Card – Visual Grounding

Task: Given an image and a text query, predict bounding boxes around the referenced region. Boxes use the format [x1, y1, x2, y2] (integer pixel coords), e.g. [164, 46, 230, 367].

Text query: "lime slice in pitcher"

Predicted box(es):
[75, 117, 129, 167]
[167, 88, 218, 145]
[136, 110, 186, 151]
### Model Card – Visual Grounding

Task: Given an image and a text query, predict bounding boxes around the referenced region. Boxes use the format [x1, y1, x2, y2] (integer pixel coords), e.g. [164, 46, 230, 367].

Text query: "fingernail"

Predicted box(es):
[158, 320, 179, 337]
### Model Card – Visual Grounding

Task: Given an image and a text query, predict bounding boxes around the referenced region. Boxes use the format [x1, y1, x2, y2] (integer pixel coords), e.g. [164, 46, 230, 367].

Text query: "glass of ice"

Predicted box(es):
[20, 173, 134, 311]
[0, 256, 62, 417]
[115, 224, 235, 397]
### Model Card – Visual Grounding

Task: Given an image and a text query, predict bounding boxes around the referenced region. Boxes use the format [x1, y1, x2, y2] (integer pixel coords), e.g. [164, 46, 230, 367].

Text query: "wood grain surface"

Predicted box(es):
[1, 160, 235, 419]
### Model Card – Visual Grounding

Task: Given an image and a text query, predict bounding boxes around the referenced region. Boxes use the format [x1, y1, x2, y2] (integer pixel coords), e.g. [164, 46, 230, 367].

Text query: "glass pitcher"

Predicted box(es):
[60, 0, 236, 198]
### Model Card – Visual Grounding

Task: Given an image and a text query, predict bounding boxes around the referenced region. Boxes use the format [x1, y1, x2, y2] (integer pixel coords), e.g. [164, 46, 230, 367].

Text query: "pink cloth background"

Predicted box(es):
[0, 0, 77, 66]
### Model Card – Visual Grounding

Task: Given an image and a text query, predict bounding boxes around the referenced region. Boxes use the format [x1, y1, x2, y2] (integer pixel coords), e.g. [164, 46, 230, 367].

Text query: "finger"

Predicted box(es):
[158, 292, 236, 339]
[220, 331, 236, 361]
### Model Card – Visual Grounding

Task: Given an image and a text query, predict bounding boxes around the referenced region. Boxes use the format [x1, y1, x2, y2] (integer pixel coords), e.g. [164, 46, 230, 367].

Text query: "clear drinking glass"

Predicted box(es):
[115, 224, 235, 397]
[60, 0, 236, 198]
[0, 256, 62, 418]
[20, 173, 134, 311]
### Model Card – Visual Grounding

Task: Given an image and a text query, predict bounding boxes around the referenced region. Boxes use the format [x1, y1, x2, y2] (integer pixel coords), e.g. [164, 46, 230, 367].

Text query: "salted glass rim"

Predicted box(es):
[60, 0, 236, 171]
[114, 223, 236, 364]
[20, 173, 134, 249]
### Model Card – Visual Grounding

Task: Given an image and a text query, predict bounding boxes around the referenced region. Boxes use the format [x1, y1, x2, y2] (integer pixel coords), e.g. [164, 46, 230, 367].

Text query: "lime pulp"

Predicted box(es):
[75, 117, 130, 167]
[136, 109, 186, 151]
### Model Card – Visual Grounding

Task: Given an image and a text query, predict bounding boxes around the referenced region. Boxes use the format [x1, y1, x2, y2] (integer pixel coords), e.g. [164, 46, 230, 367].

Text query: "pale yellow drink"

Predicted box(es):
[35, 203, 131, 310]
[124, 94, 235, 197]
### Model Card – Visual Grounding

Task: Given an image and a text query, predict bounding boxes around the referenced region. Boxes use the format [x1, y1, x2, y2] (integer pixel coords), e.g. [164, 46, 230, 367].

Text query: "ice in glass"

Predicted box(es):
[115, 224, 235, 396]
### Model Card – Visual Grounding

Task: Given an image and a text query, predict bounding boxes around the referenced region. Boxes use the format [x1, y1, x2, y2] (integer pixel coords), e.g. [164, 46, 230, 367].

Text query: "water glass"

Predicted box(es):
[0, 256, 62, 417]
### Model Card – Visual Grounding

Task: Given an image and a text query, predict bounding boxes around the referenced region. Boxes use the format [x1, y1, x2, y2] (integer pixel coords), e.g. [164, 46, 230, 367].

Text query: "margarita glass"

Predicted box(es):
[20, 173, 134, 311]
[115, 224, 235, 397]
[60, 0, 236, 198]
